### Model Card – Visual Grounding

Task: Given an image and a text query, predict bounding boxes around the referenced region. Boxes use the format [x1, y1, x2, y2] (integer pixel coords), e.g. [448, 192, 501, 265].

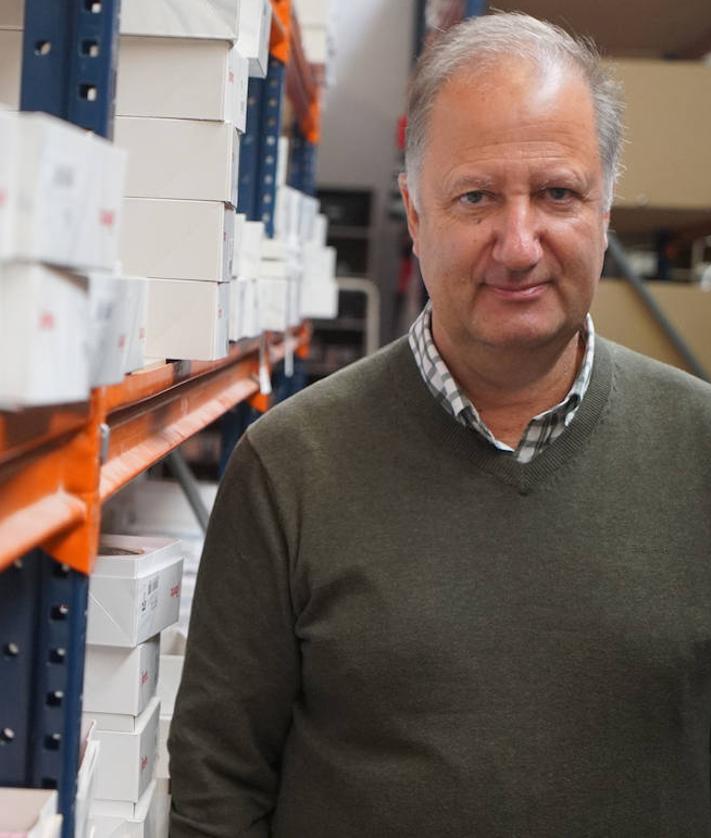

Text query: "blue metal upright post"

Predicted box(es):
[256, 56, 286, 237]
[288, 126, 317, 197]
[21, 0, 121, 137]
[2, 3, 122, 835]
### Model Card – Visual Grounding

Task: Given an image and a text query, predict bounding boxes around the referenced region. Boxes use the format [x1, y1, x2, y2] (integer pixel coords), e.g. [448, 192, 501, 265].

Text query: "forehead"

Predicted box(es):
[422, 59, 600, 176]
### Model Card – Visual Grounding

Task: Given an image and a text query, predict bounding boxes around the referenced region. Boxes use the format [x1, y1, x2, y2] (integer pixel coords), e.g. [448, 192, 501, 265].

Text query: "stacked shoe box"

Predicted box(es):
[0, 9, 144, 395]
[83, 535, 184, 837]
[230, 217, 265, 341]
[301, 213, 339, 319]
[293, 0, 337, 85]
[0, 789, 62, 837]
[116, 0, 271, 361]
[0, 108, 126, 407]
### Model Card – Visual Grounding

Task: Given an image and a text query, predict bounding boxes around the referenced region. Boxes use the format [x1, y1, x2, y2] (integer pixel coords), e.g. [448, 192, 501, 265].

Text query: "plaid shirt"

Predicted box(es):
[408, 302, 595, 464]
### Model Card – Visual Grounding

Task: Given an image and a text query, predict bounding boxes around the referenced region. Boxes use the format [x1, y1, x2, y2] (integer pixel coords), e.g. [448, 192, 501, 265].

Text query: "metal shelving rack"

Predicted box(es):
[0, 2, 319, 834]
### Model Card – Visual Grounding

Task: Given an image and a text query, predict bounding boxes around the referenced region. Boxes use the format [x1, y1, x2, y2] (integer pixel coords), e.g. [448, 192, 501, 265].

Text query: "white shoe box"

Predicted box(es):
[301, 23, 333, 65]
[237, 0, 272, 78]
[0, 29, 20, 108]
[88, 274, 130, 388]
[0, 263, 89, 409]
[92, 779, 161, 838]
[155, 715, 171, 780]
[89, 697, 160, 803]
[229, 277, 260, 341]
[312, 213, 328, 248]
[145, 278, 230, 362]
[301, 279, 338, 319]
[234, 219, 264, 280]
[0, 789, 59, 838]
[84, 637, 160, 718]
[0, 110, 126, 271]
[157, 629, 186, 719]
[117, 36, 243, 124]
[75, 722, 100, 838]
[257, 262, 290, 333]
[124, 277, 148, 374]
[87, 535, 183, 648]
[231, 213, 247, 278]
[120, 0, 241, 40]
[116, 117, 240, 206]
[121, 198, 234, 283]
[152, 778, 171, 838]
[293, 0, 333, 27]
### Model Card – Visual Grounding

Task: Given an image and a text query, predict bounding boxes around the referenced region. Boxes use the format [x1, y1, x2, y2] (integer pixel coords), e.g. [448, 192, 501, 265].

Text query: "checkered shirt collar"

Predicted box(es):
[408, 301, 596, 464]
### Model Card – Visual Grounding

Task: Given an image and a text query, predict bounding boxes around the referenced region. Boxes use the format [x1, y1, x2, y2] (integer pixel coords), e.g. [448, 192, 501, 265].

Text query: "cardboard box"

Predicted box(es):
[233, 47, 250, 133]
[0, 789, 58, 838]
[88, 274, 130, 388]
[237, 0, 272, 78]
[0, 110, 125, 270]
[0, 29, 20, 108]
[592, 278, 711, 375]
[84, 637, 160, 717]
[312, 213, 328, 248]
[117, 36, 239, 123]
[144, 278, 230, 362]
[120, 0, 241, 39]
[0, 263, 89, 409]
[87, 535, 183, 648]
[116, 117, 239, 206]
[152, 778, 171, 838]
[0, 0, 23, 29]
[89, 698, 160, 803]
[91, 780, 159, 838]
[121, 198, 234, 282]
[611, 58, 711, 210]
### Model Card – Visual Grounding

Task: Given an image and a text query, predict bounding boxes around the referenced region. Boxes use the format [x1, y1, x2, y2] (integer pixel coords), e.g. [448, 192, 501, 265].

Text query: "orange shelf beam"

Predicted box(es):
[0, 329, 310, 575]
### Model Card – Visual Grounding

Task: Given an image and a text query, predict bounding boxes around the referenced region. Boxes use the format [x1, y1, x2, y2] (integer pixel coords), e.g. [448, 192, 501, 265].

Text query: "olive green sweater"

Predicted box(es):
[169, 336, 711, 837]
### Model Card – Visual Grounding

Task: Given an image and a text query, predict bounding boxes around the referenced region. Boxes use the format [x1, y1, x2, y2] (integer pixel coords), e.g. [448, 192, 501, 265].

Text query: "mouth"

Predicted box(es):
[484, 281, 550, 301]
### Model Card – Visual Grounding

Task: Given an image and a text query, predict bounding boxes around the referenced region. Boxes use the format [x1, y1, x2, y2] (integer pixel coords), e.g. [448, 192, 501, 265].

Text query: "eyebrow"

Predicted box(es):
[446, 175, 495, 194]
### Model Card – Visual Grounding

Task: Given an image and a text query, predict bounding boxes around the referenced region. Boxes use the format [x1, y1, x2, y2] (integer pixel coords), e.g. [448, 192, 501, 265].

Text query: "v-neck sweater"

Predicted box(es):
[170, 335, 711, 838]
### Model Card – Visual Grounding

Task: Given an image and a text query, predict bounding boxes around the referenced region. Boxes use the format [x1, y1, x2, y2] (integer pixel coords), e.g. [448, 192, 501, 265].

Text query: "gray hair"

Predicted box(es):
[405, 12, 625, 210]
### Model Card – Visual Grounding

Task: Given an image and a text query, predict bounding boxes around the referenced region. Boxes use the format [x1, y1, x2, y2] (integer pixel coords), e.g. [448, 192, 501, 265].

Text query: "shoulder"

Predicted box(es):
[245, 336, 414, 460]
[602, 336, 711, 426]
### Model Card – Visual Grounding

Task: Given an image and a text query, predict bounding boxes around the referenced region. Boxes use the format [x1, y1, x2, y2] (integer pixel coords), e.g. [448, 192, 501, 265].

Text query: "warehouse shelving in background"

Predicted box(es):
[0, 1, 325, 835]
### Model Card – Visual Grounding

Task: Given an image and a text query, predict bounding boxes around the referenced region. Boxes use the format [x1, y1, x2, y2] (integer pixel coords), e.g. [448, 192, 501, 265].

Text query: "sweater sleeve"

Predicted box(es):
[168, 432, 300, 837]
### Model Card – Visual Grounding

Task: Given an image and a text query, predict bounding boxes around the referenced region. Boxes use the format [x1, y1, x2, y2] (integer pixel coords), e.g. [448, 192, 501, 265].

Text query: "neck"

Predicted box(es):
[433, 322, 585, 448]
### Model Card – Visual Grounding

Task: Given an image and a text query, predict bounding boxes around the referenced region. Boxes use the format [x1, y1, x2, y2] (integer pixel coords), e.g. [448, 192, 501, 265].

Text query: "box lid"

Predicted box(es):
[95, 535, 183, 578]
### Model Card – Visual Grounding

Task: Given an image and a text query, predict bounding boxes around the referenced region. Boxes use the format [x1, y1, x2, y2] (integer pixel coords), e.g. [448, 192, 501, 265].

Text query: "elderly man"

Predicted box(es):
[170, 13, 711, 837]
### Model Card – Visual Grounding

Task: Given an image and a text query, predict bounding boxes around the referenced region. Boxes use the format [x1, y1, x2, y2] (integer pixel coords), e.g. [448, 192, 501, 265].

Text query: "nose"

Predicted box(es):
[491, 199, 543, 273]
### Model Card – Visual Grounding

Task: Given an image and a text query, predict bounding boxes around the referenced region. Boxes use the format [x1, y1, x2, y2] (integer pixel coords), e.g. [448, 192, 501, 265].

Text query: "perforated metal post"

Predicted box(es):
[237, 76, 266, 219]
[21, 0, 121, 137]
[8, 3, 121, 835]
[289, 126, 317, 197]
[0, 554, 88, 838]
[256, 57, 286, 237]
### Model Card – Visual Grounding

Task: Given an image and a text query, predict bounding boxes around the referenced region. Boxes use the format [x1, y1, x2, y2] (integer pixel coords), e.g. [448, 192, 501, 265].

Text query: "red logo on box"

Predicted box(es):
[229, 71, 234, 83]
[141, 755, 148, 772]
[118, 334, 126, 349]
[99, 209, 115, 228]
[170, 584, 180, 598]
[141, 670, 150, 685]
[0, 189, 6, 206]
[39, 310, 55, 331]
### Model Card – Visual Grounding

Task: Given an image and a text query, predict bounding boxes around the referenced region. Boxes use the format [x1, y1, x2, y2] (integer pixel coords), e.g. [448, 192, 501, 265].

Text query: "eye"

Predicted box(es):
[459, 190, 487, 206]
[545, 187, 574, 202]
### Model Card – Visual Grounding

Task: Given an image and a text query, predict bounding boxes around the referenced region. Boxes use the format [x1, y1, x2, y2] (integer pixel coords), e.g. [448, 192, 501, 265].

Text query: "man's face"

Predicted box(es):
[401, 60, 610, 359]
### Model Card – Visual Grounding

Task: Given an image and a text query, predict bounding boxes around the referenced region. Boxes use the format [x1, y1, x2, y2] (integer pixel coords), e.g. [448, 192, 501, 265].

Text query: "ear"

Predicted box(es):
[602, 209, 610, 250]
[398, 173, 421, 259]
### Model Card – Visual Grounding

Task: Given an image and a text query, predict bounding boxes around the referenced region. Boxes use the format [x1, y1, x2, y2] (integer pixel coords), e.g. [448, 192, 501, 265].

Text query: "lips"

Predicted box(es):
[485, 281, 550, 300]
